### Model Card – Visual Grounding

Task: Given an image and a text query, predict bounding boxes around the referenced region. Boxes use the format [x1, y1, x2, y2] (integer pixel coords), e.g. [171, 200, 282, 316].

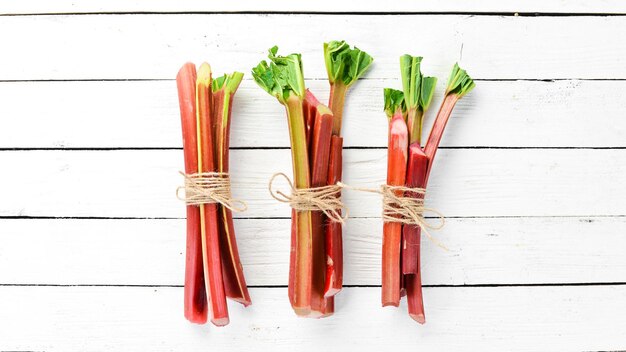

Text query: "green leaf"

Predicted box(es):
[324, 40, 373, 87]
[212, 71, 244, 93]
[445, 63, 476, 98]
[419, 76, 437, 111]
[251, 46, 306, 104]
[399, 54, 422, 111]
[383, 88, 405, 118]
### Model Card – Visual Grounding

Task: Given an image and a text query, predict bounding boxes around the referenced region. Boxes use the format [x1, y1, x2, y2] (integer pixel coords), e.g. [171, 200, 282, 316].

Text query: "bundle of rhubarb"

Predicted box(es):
[251, 42, 372, 317]
[382, 56, 475, 323]
[176, 62, 251, 327]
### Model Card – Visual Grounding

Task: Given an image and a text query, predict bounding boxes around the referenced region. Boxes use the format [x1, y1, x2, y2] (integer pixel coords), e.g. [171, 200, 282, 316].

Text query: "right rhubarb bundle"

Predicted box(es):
[382, 57, 475, 323]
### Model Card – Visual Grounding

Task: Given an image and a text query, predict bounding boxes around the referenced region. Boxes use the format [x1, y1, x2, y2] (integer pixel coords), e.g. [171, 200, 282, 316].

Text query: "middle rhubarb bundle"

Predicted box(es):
[251, 42, 373, 317]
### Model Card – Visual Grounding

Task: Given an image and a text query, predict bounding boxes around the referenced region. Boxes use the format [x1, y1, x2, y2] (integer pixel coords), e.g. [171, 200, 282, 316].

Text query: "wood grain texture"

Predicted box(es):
[0, 285, 625, 351]
[0, 149, 623, 218]
[0, 217, 624, 286]
[1, 15, 625, 80]
[3, 0, 626, 14]
[1, 80, 624, 148]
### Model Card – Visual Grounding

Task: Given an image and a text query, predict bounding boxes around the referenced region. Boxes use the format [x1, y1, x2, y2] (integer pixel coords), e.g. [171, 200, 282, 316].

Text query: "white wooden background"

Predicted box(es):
[1, 1, 625, 351]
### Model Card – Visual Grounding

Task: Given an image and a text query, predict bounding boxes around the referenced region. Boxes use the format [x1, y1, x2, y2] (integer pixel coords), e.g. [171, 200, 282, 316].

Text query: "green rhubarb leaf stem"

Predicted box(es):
[285, 95, 311, 189]
[252, 47, 313, 315]
[400, 54, 437, 144]
[323, 40, 373, 135]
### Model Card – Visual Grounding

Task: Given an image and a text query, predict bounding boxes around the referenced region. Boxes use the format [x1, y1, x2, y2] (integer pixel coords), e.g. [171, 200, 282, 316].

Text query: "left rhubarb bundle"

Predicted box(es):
[176, 62, 251, 327]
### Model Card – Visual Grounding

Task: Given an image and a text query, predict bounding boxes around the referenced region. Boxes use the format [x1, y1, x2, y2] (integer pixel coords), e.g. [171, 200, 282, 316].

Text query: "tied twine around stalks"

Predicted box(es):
[337, 183, 448, 250]
[379, 184, 447, 250]
[176, 171, 247, 212]
[268, 173, 447, 249]
[268, 173, 347, 224]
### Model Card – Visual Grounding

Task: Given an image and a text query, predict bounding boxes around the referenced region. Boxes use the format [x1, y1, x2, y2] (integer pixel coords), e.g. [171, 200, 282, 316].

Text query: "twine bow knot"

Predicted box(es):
[268, 173, 347, 223]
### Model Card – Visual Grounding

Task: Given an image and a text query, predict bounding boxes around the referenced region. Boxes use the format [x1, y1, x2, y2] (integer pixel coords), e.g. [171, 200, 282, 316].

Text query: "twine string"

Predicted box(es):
[268, 173, 347, 223]
[176, 171, 247, 212]
[337, 182, 447, 250]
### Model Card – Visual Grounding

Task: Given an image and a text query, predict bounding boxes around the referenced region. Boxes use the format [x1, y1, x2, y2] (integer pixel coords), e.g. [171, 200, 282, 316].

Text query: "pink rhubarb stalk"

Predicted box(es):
[212, 72, 252, 307]
[177, 63, 207, 324]
[381, 88, 408, 306]
[305, 90, 334, 317]
[323, 40, 373, 298]
[196, 63, 229, 326]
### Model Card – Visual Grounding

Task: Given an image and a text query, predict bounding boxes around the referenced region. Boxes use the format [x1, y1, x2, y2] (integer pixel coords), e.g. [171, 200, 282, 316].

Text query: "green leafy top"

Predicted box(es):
[399, 54, 437, 112]
[420, 76, 437, 111]
[212, 71, 244, 93]
[251, 46, 306, 104]
[445, 63, 475, 98]
[383, 88, 405, 119]
[324, 40, 374, 87]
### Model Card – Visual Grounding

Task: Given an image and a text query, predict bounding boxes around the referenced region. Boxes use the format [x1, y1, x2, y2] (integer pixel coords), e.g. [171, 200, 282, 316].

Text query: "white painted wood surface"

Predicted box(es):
[1, 80, 625, 148]
[1, 15, 626, 80]
[1, 286, 625, 351]
[1, 149, 624, 218]
[0, 4, 625, 352]
[1, 217, 624, 286]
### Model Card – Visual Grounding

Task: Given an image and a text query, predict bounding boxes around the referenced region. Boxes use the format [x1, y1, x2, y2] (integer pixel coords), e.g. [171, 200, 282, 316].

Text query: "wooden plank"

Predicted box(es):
[0, 149, 626, 218]
[0, 217, 624, 286]
[1, 80, 624, 148]
[2, 0, 626, 15]
[0, 285, 624, 351]
[1, 15, 625, 80]
[1, 149, 624, 218]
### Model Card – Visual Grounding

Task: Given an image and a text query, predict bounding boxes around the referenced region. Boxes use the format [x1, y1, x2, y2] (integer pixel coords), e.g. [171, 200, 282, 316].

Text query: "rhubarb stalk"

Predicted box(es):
[407, 63, 474, 323]
[304, 90, 334, 317]
[196, 63, 229, 326]
[323, 40, 373, 297]
[424, 64, 476, 166]
[252, 47, 313, 316]
[400, 55, 437, 276]
[381, 88, 408, 307]
[212, 72, 252, 307]
[177, 63, 207, 324]
[403, 145, 429, 323]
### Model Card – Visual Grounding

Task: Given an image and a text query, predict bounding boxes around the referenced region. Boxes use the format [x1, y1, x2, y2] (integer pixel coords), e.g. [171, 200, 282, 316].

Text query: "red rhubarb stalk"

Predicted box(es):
[305, 90, 334, 317]
[196, 63, 229, 326]
[177, 63, 207, 324]
[323, 40, 373, 297]
[402, 147, 429, 274]
[252, 47, 313, 316]
[381, 88, 408, 307]
[212, 72, 252, 307]
[399, 55, 437, 277]
[424, 64, 476, 170]
[407, 63, 475, 323]
[324, 135, 343, 298]
[403, 145, 429, 324]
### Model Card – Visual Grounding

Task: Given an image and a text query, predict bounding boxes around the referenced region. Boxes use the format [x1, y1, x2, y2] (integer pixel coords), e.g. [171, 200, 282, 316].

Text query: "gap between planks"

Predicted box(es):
[2, 146, 626, 151]
[2, 11, 626, 17]
[1, 282, 626, 288]
[1, 215, 625, 220]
